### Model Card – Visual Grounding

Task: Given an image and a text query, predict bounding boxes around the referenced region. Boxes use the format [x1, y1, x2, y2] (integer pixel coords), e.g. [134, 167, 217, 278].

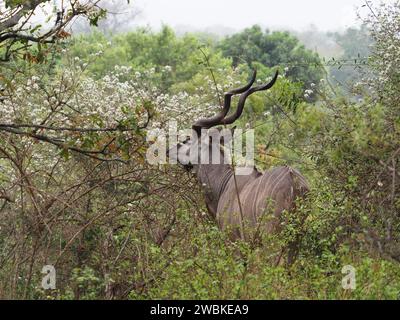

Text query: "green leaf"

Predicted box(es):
[30, 24, 42, 34]
[60, 148, 70, 161]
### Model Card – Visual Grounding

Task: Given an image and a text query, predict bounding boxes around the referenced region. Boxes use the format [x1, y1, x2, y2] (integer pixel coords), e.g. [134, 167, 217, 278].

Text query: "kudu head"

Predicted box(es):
[168, 70, 279, 171]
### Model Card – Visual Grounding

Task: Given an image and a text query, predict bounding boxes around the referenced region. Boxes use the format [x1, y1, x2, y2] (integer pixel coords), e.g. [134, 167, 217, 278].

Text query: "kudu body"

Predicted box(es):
[169, 70, 309, 241]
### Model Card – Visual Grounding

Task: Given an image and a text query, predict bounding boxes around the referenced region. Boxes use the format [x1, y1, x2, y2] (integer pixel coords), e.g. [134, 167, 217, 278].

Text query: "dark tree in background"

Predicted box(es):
[218, 25, 324, 88]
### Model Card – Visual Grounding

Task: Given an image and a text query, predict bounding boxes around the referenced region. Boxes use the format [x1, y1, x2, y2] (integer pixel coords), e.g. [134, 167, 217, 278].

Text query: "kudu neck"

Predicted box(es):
[195, 164, 259, 216]
[195, 164, 232, 215]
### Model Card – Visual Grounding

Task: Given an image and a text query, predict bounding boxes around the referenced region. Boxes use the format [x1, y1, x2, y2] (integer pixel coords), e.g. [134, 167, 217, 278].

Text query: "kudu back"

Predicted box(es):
[169, 70, 309, 242]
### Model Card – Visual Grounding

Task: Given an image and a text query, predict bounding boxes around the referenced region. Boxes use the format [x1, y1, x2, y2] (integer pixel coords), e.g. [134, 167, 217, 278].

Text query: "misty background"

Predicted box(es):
[67, 0, 380, 60]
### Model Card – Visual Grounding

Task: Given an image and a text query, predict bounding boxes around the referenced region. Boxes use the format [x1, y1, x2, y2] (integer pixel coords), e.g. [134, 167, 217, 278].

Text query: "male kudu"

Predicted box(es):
[168, 70, 309, 251]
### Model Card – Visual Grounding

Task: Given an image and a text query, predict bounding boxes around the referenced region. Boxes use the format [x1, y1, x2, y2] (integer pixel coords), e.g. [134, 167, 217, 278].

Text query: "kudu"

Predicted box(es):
[169, 70, 309, 248]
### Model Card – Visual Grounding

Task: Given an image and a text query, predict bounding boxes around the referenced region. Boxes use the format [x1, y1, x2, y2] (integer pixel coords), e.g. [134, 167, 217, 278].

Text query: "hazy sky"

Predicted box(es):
[134, 0, 372, 32]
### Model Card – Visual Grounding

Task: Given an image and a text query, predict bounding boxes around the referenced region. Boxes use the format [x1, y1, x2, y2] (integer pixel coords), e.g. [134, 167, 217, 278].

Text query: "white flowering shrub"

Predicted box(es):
[363, 1, 400, 106]
[0, 44, 245, 299]
[1, 55, 225, 158]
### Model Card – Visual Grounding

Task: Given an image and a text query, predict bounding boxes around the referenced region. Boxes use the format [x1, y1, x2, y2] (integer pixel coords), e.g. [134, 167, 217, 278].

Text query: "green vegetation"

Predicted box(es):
[0, 1, 399, 300]
[219, 25, 324, 90]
